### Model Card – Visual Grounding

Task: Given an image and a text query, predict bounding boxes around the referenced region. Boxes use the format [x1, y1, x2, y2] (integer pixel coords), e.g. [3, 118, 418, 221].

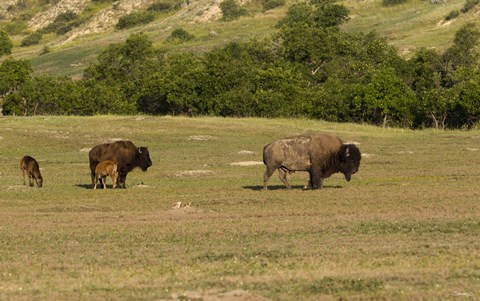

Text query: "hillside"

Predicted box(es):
[1, 0, 479, 77]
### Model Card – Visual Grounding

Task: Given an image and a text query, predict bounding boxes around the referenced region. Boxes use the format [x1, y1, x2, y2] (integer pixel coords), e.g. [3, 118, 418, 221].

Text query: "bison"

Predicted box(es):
[263, 133, 361, 190]
[93, 160, 119, 189]
[89, 140, 152, 188]
[20, 155, 43, 188]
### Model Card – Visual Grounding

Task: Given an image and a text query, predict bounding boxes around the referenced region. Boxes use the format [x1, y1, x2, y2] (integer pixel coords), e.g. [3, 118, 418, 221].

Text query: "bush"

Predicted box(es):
[116, 12, 156, 29]
[445, 10, 460, 21]
[461, 0, 480, 13]
[167, 28, 195, 42]
[148, 1, 180, 12]
[21, 31, 43, 47]
[220, 0, 247, 21]
[382, 0, 407, 6]
[0, 30, 13, 56]
[42, 11, 78, 34]
[262, 0, 285, 11]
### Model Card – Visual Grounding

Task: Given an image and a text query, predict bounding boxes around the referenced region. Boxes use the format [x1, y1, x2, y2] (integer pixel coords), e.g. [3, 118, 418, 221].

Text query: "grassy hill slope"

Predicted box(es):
[1, 0, 479, 77]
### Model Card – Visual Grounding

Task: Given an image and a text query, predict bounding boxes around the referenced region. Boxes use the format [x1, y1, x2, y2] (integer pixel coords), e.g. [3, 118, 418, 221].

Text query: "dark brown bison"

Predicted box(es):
[263, 133, 361, 190]
[89, 141, 152, 188]
[93, 160, 119, 190]
[20, 155, 43, 187]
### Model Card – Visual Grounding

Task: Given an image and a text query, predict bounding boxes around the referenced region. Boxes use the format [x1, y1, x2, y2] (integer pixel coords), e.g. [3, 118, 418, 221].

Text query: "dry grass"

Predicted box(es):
[0, 116, 479, 300]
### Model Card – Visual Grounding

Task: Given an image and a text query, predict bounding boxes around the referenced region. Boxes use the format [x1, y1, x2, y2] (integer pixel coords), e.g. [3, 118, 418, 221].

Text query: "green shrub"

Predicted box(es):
[461, 0, 480, 13]
[220, 0, 247, 21]
[445, 10, 460, 21]
[42, 11, 82, 35]
[116, 12, 156, 29]
[148, 1, 182, 12]
[21, 31, 43, 47]
[382, 0, 407, 6]
[3, 21, 28, 35]
[167, 28, 195, 42]
[0, 30, 13, 56]
[262, 0, 285, 11]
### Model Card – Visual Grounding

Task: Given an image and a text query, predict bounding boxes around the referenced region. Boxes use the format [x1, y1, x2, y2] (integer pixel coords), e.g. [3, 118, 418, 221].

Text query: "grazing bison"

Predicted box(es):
[263, 133, 361, 190]
[89, 141, 152, 188]
[20, 155, 43, 187]
[93, 160, 119, 189]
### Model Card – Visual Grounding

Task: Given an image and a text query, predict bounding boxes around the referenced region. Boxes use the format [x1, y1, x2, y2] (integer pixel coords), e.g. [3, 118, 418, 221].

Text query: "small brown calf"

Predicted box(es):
[20, 155, 43, 188]
[93, 160, 119, 189]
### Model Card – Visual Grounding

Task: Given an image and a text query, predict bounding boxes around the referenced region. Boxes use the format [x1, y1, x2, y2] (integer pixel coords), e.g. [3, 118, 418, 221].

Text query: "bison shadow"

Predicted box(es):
[243, 185, 343, 191]
[75, 184, 119, 189]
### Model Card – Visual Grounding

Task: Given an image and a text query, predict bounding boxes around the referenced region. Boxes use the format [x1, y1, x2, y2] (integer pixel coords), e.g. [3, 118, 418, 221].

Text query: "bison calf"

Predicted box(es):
[263, 133, 361, 190]
[20, 156, 43, 188]
[93, 160, 119, 190]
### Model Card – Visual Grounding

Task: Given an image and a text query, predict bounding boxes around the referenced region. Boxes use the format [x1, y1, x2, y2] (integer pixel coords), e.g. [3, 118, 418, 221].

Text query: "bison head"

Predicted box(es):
[339, 144, 361, 181]
[136, 147, 153, 171]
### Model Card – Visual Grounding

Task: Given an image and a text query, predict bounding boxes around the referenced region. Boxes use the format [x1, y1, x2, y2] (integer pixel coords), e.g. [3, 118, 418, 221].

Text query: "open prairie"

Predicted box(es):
[0, 116, 479, 300]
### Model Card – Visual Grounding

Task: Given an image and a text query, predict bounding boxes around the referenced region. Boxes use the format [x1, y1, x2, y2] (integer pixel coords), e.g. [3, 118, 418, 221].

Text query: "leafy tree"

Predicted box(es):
[447, 67, 480, 128]
[442, 23, 480, 86]
[138, 52, 206, 115]
[0, 58, 32, 98]
[84, 33, 165, 106]
[352, 68, 416, 127]
[0, 30, 13, 56]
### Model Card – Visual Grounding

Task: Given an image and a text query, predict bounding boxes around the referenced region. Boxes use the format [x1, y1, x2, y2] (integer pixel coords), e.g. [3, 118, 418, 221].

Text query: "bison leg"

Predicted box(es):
[102, 176, 107, 189]
[22, 169, 27, 186]
[93, 174, 99, 189]
[263, 165, 277, 190]
[111, 173, 118, 189]
[118, 172, 127, 188]
[309, 169, 323, 189]
[278, 167, 292, 189]
[28, 174, 34, 187]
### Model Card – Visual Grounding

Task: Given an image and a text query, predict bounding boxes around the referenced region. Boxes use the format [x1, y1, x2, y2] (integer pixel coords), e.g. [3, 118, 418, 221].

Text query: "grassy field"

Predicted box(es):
[0, 116, 479, 300]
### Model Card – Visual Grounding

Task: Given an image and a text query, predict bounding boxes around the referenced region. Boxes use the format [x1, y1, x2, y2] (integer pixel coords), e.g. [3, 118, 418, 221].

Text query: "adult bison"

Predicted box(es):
[263, 133, 361, 190]
[89, 140, 152, 188]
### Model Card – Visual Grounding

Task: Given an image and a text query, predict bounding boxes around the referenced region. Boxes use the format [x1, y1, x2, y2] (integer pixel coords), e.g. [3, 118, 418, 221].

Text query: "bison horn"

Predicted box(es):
[345, 147, 350, 157]
[138, 148, 142, 154]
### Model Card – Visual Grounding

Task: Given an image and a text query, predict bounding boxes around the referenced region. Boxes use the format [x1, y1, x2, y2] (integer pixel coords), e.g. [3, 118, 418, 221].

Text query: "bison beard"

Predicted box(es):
[89, 141, 152, 188]
[263, 133, 361, 190]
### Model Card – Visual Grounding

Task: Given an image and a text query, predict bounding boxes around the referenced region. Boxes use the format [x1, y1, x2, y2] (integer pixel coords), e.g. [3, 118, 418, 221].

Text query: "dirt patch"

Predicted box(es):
[230, 161, 264, 166]
[238, 150, 256, 155]
[28, 0, 90, 31]
[7, 185, 30, 191]
[133, 184, 150, 188]
[465, 148, 479, 152]
[175, 170, 215, 177]
[167, 289, 272, 301]
[188, 135, 217, 141]
[194, 0, 223, 23]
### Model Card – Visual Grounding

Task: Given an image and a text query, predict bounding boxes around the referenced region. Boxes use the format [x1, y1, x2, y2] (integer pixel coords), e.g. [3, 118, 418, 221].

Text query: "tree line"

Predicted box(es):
[1, 0, 479, 129]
